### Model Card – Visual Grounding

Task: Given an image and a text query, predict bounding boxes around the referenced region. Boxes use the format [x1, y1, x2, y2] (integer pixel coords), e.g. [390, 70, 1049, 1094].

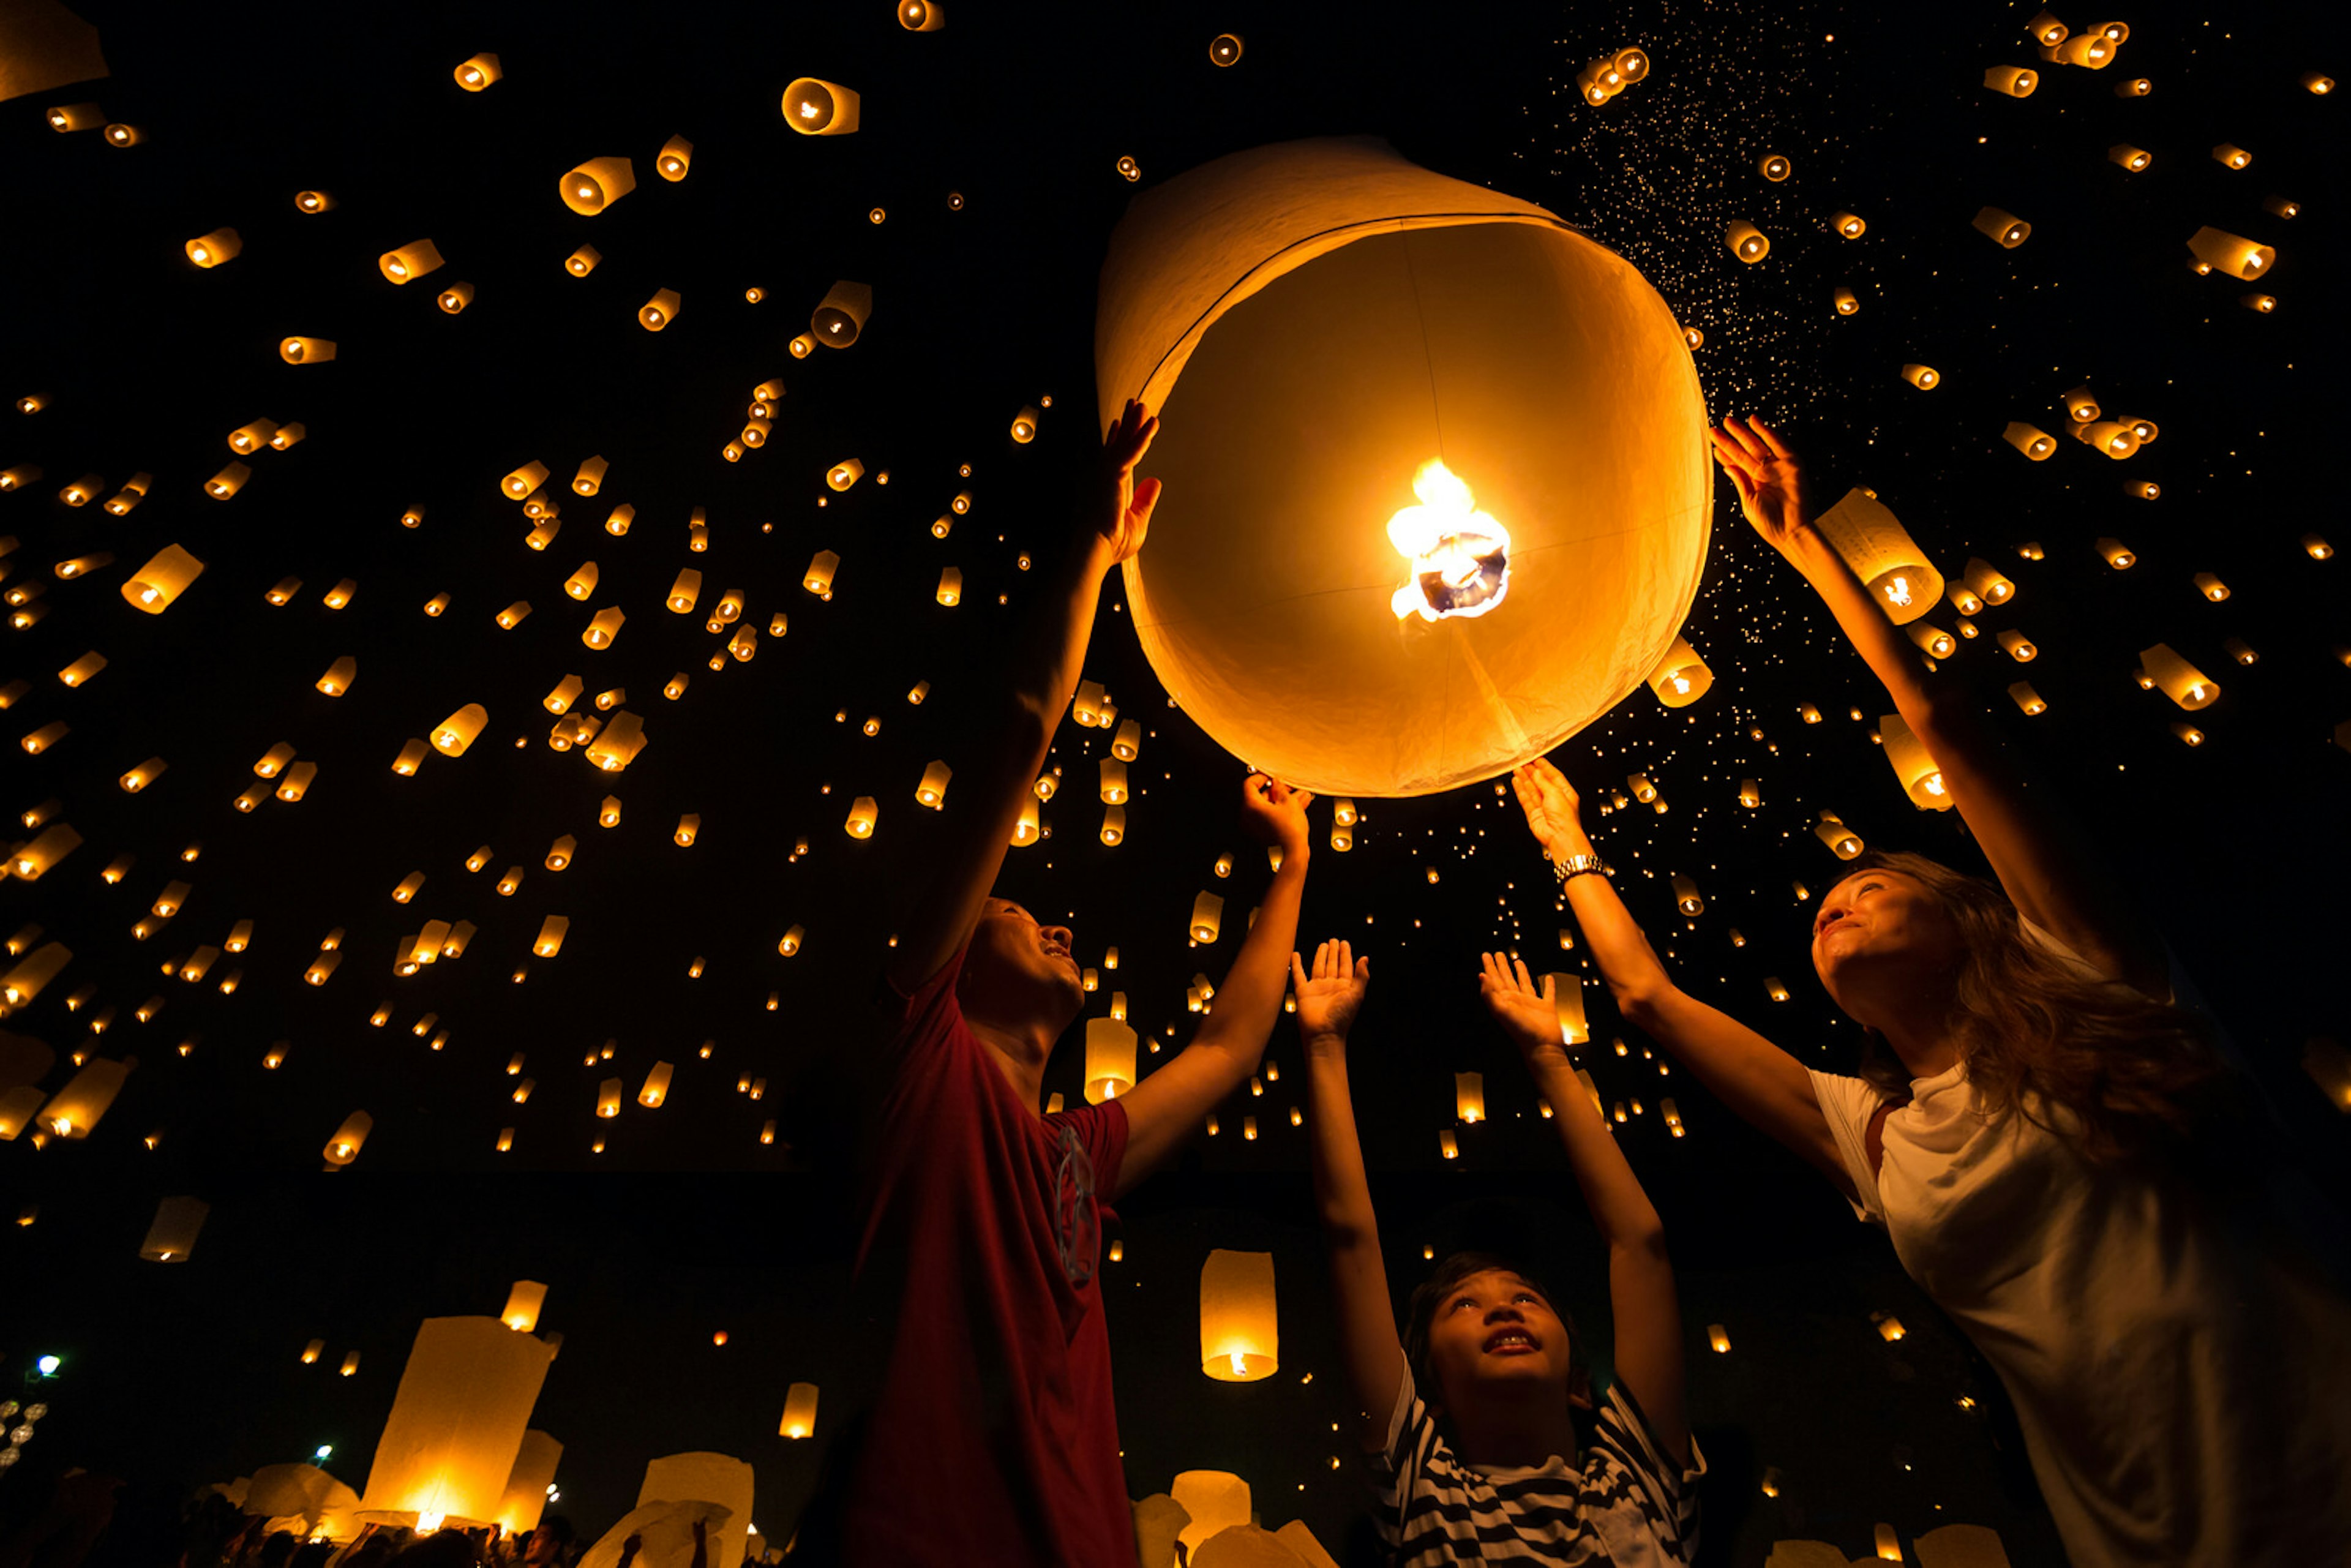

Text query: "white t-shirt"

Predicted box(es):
[1367, 1360, 1703, 1565]
[1807, 922, 2351, 1566]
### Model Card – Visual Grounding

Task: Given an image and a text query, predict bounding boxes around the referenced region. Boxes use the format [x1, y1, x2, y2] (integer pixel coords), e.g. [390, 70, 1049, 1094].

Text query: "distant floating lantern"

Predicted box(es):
[583, 712, 645, 771]
[1984, 64, 2039, 96]
[2026, 9, 2068, 43]
[639, 289, 680, 331]
[2003, 422, 2056, 460]
[497, 601, 532, 629]
[295, 189, 334, 213]
[916, 760, 952, 808]
[1880, 712, 1952, 809]
[2304, 72, 2336, 93]
[1548, 971, 1589, 1043]
[936, 568, 962, 606]
[782, 77, 860, 135]
[122, 545, 204, 613]
[316, 656, 357, 696]
[1099, 759, 1130, 804]
[2303, 534, 2333, 560]
[140, 1196, 209, 1261]
[206, 461, 250, 499]
[1971, 207, 2030, 247]
[2045, 32, 2113, 67]
[2240, 293, 2276, 313]
[2115, 77, 2151, 96]
[438, 282, 474, 314]
[1907, 621, 1956, 657]
[826, 459, 864, 490]
[323, 1111, 373, 1167]
[1011, 405, 1041, 443]
[1095, 137, 1711, 797]
[1671, 873, 1705, 915]
[2009, 680, 2047, 714]
[781, 1382, 820, 1439]
[560, 157, 636, 214]
[2139, 643, 2218, 709]
[568, 605, 624, 649]
[2109, 144, 2151, 171]
[1901, 363, 1940, 389]
[656, 134, 694, 181]
[1757, 152, 1791, 180]
[1209, 32, 1243, 65]
[534, 917, 569, 958]
[846, 797, 877, 838]
[2170, 722, 2205, 746]
[2212, 143, 2251, 171]
[2095, 536, 2134, 569]
[1813, 487, 1942, 623]
[1453, 1070, 1487, 1123]
[564, 245, 601, 277]
[1200, 1248, 1278, 1380]
[1998, 628, 2038, 661]
[1101, 805, 1127, 846]
[433, 705, 487, 757]
[1725, 220, 1770, 263]
[1834, 287, 1859, 315]
[454, 53, 501, 89]
[186, 228, 241, 268]
[1190, 891, 1224, 942]
[812, 280, 873, 347]
[804, 550, 840, 596]
[379, 239, 445, 285]
[1963, 558, 2015, 605]
[2193, 571, 2228, 601]
[1086, 1018, 1138, 1103]
[2075, 421, 2140, 459]
[1116, 155, 1141, 181]
[1829, 209, 1866, 238]
[2185, 227, 2273, 280]
[1815, 812, 1863, 858]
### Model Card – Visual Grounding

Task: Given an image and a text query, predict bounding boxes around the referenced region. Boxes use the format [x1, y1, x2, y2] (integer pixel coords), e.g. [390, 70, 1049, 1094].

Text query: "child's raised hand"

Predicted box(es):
[1291, 940, 1370, 1057]
[1478, 951, 1570, 1065]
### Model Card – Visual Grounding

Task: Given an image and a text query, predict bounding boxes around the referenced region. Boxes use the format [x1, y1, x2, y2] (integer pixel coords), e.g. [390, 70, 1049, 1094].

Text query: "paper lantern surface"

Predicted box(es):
[1199, 1247, 1278, 1379]
[637, 1452, 753, 1568]
[353, 1316, 556, 1527]
[1097, 138, 1709, 796]
[1172, 1471, 1252, 1555]
[494, 1431, 563, 1535]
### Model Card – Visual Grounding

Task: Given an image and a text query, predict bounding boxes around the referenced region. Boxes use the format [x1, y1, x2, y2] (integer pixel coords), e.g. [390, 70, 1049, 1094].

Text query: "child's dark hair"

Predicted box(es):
[1401, 1251, 1591, 1414]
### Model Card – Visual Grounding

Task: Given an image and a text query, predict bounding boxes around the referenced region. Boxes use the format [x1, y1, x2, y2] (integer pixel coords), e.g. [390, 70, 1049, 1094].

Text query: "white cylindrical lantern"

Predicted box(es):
[494, 1433, 563, 1535]
[501, 1281, 549, 1333]
[1455, 1071, 1485, 1122]
[323, 1111, 373, 1166]
[1812, 487, 1943, 623]
[1085, 1018, 1138, 1103]
[780, 1383, 820, 1438]
[812, 280, 873, 347]
[1199, 1248, 1277, 1381]
[1190, 891, 1224, 943]
[140, 1195, 208, 1259]
[560, 157, 636, 215]
[2185, 227, 2273, 280]
[1880, 712, 1953, 810]
[1094, 138, 1710, 797]
[2138, 643, 2218, 710]
[1644, 635, 1711, 706]
[782, 78, 861, 134]
[353, 1318, 556, 1528]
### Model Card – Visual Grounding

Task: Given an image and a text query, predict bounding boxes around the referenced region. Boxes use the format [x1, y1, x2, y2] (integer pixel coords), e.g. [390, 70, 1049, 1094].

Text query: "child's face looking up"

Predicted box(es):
[1425, 1269, 1573, 1409]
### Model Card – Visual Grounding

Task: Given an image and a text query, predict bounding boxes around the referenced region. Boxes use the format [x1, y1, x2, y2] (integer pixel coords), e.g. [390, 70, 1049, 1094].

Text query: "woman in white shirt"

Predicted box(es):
[1507, 417, 2351, 1567]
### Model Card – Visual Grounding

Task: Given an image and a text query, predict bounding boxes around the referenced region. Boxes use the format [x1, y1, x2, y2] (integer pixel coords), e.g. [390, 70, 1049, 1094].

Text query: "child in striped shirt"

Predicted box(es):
[1293, 941, 1703, 1565]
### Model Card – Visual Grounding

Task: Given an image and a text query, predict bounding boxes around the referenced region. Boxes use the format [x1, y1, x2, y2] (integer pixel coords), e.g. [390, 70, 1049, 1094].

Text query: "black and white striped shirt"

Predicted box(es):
[1367, 1363, 1703, 1565]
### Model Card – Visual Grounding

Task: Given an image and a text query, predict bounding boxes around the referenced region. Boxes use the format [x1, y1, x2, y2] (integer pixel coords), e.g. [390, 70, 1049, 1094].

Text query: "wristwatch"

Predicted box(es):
[1553, 852, 1611, 884]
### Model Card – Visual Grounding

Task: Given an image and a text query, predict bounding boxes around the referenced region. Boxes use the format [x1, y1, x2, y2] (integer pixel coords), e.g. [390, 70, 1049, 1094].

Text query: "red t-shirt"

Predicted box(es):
[839, 943, 1132, 1566]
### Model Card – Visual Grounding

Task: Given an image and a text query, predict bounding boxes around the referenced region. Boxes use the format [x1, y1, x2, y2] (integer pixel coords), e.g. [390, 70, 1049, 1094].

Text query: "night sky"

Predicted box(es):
[6, 1, 2347, 1564]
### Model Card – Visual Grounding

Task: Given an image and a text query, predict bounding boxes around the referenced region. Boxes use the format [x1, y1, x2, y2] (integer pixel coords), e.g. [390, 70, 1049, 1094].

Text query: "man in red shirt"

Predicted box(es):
[811, 401, 1316, 1566]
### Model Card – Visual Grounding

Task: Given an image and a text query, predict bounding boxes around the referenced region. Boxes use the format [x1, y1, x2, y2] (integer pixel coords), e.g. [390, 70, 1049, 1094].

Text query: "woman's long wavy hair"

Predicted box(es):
[1839, 851, 2247, 1168]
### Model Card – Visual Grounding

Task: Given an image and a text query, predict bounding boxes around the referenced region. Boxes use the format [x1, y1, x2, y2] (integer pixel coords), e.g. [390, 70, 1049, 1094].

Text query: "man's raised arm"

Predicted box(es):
[883, 400, 1161, 1000]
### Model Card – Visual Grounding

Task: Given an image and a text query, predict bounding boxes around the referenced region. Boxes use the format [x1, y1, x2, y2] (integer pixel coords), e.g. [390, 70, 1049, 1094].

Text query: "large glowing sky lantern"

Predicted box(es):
[1097, 137, 1711, 796]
